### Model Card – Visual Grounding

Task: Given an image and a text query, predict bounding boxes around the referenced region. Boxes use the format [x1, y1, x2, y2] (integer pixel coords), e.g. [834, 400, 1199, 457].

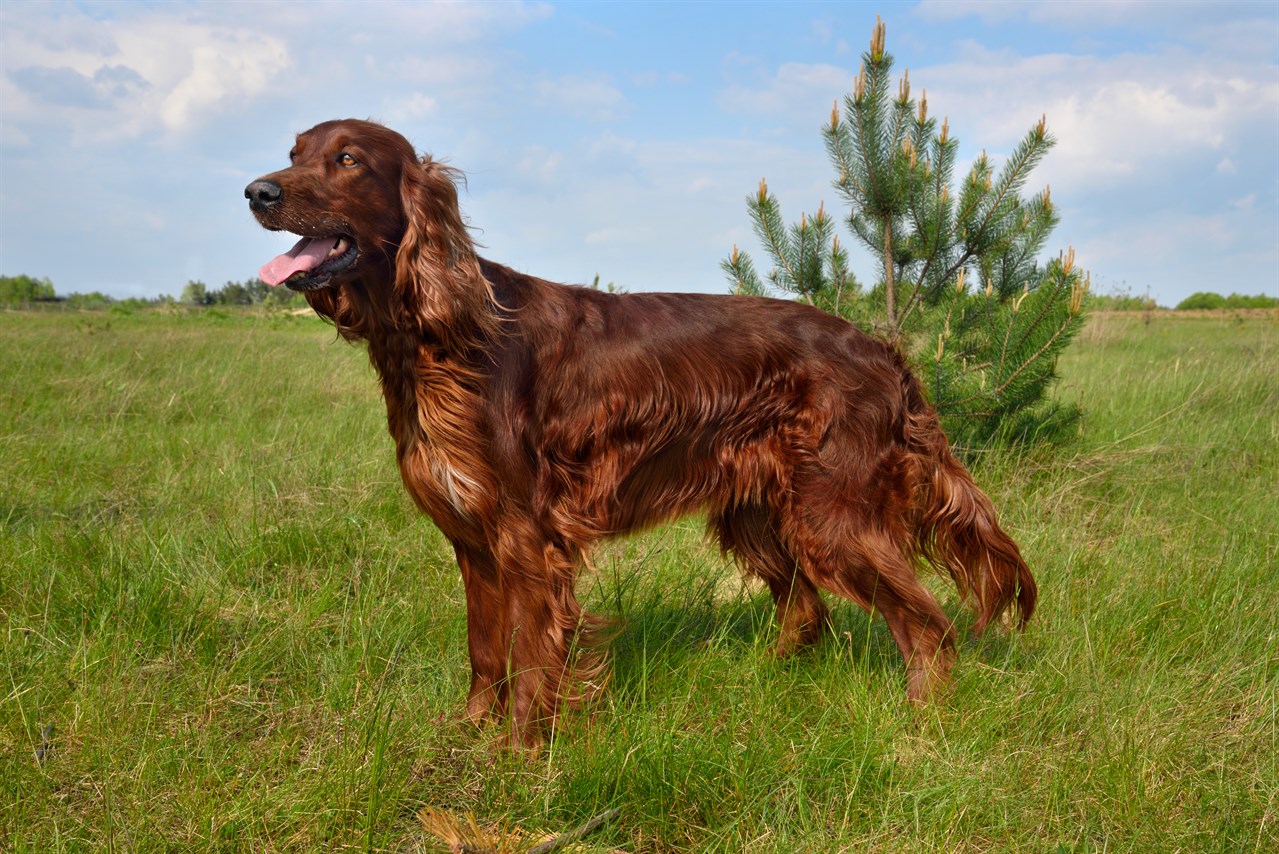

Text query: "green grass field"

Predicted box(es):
[2, 307, 1275, 852]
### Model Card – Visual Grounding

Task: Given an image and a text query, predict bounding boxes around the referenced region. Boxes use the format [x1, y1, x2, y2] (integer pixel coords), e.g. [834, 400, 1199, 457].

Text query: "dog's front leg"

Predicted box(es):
[454, 545, 509, 724]
[490, 522, 599, 748]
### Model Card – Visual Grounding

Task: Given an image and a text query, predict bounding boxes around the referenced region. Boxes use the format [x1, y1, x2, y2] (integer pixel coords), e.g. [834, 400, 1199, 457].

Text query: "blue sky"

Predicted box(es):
[1, 0, 1276, 306]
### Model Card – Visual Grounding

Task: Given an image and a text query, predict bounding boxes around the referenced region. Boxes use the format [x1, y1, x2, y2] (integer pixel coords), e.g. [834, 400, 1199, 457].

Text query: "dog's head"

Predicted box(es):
[245, 119, 418, 293]
[246, 120, 490, 343]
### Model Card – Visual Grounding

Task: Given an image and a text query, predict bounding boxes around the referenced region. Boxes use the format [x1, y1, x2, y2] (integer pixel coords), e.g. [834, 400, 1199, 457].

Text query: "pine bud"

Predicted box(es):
[870, 16, 885, 61]
[918, 89, 928, 124]
[830, 100, 840, 130]
[1061, 245, 1075, 274]
[940, 117, 949, 144]
[758, 178, 768, 205]
[1069, 279, 1085, 315]
[898, 69, 910, 104]
[1012, 285, 1029, 313]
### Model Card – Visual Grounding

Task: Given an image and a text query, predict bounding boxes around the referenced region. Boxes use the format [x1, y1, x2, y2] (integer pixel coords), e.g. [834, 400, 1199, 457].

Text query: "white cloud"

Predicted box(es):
[0, 1, 557, 144]
[389, 55, 497, 86]
[913, 46, 1279, 195]
[915, 0, 1242, 32]
[536, 74, 627, 121]
[158, 33, 289, 132]
[0, 120, 29, 147]
[715, 39, 1278, 200]
[468, 131, 832, 294]
[1, 11, 289, 140]
[631, 70, 691, 87]
[719, 62, 853, 116]
[914, 0, 1108, 26]
[385, 93, 439, 122]
[584, 226, 647, 246]
[1074, 205, 1276, 301]
[516, 146, 562, 184]
[703, 22, 1277, 306]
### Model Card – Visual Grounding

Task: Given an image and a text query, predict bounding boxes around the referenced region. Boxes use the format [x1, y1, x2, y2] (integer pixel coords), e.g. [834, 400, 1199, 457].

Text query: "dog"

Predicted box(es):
[245, 119, 1036, 744]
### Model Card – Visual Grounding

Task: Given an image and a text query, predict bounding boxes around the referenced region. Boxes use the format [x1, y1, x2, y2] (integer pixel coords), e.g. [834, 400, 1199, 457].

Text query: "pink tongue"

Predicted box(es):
[259, 236, 338, 286]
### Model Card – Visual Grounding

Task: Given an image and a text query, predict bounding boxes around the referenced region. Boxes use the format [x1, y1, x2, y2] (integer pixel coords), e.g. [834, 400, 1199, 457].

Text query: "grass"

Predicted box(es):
[2, 306, 1275, 852]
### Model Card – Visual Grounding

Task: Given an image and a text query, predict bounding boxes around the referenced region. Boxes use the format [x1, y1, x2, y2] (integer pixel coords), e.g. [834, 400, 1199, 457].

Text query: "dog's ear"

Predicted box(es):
[395, 157, 495, 344]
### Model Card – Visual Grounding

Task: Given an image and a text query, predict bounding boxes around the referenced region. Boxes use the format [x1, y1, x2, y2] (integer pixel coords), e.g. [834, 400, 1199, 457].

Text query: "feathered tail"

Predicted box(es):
[901, 375, 1037, 632]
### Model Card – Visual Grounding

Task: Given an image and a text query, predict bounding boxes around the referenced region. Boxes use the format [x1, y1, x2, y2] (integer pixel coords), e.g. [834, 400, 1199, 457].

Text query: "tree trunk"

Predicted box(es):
[883, 218, 897, 334]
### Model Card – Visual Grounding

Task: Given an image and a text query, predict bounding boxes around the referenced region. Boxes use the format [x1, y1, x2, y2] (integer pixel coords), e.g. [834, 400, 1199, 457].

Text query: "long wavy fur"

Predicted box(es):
[247, 119, 1038, 745]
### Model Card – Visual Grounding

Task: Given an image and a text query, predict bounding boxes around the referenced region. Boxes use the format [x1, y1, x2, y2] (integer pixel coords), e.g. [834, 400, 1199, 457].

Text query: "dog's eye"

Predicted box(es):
[288, 149, 297, 162]
[337, 152, 358, 168]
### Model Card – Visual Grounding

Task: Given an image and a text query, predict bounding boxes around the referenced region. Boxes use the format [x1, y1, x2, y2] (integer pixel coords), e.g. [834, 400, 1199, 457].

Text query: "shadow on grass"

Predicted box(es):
[593, 575, 1035, 709]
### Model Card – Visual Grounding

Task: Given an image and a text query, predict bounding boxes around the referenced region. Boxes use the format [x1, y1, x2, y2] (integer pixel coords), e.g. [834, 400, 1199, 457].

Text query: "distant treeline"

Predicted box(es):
[0, 274, 307, 309]
[1171, 292, 1278, 311]
[1088, 289, 1277, 312]
[177, 279, 307, 308]
[2, 273, 1275, 313]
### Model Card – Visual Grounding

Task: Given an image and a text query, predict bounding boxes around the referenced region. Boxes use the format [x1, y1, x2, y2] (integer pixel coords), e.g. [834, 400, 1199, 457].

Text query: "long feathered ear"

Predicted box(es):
[395, 157, 497, 346]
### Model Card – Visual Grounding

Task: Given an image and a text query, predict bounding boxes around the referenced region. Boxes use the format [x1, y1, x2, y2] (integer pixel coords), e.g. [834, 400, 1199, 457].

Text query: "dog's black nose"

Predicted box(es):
[245, 180, 283, 212]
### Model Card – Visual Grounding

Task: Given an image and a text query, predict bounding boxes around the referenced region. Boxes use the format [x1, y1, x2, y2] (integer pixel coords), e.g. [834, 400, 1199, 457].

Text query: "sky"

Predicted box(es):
[1, 0, 1276, 307]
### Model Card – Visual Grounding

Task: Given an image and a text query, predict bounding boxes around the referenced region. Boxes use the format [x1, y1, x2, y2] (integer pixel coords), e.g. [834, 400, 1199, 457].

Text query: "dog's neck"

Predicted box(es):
[361, 321, 495, 542]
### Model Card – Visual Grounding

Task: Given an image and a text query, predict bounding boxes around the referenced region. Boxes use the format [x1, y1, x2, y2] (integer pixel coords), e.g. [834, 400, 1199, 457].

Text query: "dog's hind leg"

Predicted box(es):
[780, 474, 956, 702]
[712, 503, 830, 656]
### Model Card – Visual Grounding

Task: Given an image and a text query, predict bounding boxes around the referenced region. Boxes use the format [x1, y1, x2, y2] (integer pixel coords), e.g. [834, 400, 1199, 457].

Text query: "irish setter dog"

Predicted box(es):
[246, 119, 1036, 745]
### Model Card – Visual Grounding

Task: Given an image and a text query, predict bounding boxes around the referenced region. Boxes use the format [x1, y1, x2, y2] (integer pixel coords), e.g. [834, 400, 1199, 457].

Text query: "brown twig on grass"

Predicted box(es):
[527, 809, 621, 854]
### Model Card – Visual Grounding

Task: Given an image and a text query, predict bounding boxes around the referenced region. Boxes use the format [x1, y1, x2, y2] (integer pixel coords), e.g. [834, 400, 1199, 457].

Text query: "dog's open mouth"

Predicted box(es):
[259, 235, 358, 291]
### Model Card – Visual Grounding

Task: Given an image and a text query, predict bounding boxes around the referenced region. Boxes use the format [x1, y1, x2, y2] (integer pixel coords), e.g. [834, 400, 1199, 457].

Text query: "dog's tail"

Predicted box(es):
[900, 372, 1037, 632]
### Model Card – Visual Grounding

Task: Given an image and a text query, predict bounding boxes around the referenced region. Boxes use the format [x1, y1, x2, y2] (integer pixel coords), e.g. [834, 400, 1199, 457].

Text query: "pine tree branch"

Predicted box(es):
[752, 192, 805, 297]
[968, 130, 1051, 255]
[952, 311, 1075, 407]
